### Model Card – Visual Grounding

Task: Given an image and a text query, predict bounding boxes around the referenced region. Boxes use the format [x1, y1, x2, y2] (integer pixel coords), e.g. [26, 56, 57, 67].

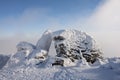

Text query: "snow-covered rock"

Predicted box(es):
[4, 29, 103, 68]
[27, 49, 48, 67]
[7, 30, 52, 68]
[52, 29, 103, 66]
[16, 41, 36, 58]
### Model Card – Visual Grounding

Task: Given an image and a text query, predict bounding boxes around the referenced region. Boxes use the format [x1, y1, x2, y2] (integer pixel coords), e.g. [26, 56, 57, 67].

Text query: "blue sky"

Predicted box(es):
[0, 0, 102, 37]
[0, 0, 120, 57]
[0, 0, 101, 17]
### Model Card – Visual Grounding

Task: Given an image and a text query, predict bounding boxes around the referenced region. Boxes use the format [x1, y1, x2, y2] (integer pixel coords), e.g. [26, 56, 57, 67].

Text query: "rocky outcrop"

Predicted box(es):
[52, 29, 103, 66]
[4, 29, 103, 68]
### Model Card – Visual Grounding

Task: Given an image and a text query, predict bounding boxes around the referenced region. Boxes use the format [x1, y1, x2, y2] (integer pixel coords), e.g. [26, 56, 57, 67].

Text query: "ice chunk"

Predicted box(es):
[36, 30, 52, 51]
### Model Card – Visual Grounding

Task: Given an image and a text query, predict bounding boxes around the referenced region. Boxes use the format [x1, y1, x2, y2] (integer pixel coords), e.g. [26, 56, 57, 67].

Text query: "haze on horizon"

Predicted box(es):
[0, 0, 120, 57]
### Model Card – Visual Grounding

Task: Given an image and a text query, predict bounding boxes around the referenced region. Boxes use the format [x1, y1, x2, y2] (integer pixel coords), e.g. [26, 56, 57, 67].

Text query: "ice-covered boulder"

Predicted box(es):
[16, 41, 36, 58]
[27, 30, 52, 66]
[28, 49, 48, 66]
[4, 42, 36, 68]
[52, 29, 103, 66]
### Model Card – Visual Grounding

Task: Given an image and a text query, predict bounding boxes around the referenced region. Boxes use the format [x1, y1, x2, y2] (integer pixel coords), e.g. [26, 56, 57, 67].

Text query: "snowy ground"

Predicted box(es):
[0, 47, 120, 80]
[0, 61, 120, 80]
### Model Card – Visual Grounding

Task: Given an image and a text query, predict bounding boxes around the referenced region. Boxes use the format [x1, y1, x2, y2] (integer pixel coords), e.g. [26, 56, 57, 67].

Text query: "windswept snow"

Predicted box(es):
[0, 29, 120, 80]
[1, 57, 120, 80]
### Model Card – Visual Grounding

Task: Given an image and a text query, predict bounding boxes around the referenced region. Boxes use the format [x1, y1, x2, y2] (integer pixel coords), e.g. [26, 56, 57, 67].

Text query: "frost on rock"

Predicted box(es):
[4, 42, 36, 68]
[28, 30, 52, 66]
[16, 41, 36, 58]
[36, 30, 52, 51]
[5, 30, 53, 68]
[52, 29, 103, 66]
[28, 49, 48, 67]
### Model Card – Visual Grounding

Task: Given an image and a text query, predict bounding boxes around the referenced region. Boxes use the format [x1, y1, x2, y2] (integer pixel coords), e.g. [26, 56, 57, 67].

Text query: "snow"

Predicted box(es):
[1, 58, 120, 80]
[0, 29, 120, 80]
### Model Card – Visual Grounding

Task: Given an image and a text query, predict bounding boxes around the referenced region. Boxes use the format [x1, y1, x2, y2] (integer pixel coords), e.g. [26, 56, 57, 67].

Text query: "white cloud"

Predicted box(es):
[87, 0, 120, 31]
[0, 8, 61, 34]
[0, 8, 61, 54]
[86, 0, 120, 57]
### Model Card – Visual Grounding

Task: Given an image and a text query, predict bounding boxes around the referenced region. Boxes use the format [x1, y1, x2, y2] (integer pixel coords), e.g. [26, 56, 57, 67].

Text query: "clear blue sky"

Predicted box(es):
[0, 0, 102, 37]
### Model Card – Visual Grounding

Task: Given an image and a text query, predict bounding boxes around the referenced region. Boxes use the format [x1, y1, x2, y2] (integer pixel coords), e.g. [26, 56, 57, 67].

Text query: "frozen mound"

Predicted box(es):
[4, 29, 103, 69]
[4, 30, 52, 69]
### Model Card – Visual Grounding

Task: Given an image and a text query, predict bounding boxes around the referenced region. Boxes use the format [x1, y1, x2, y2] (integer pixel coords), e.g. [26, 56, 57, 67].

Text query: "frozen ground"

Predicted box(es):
[0, 57, 120, 80]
